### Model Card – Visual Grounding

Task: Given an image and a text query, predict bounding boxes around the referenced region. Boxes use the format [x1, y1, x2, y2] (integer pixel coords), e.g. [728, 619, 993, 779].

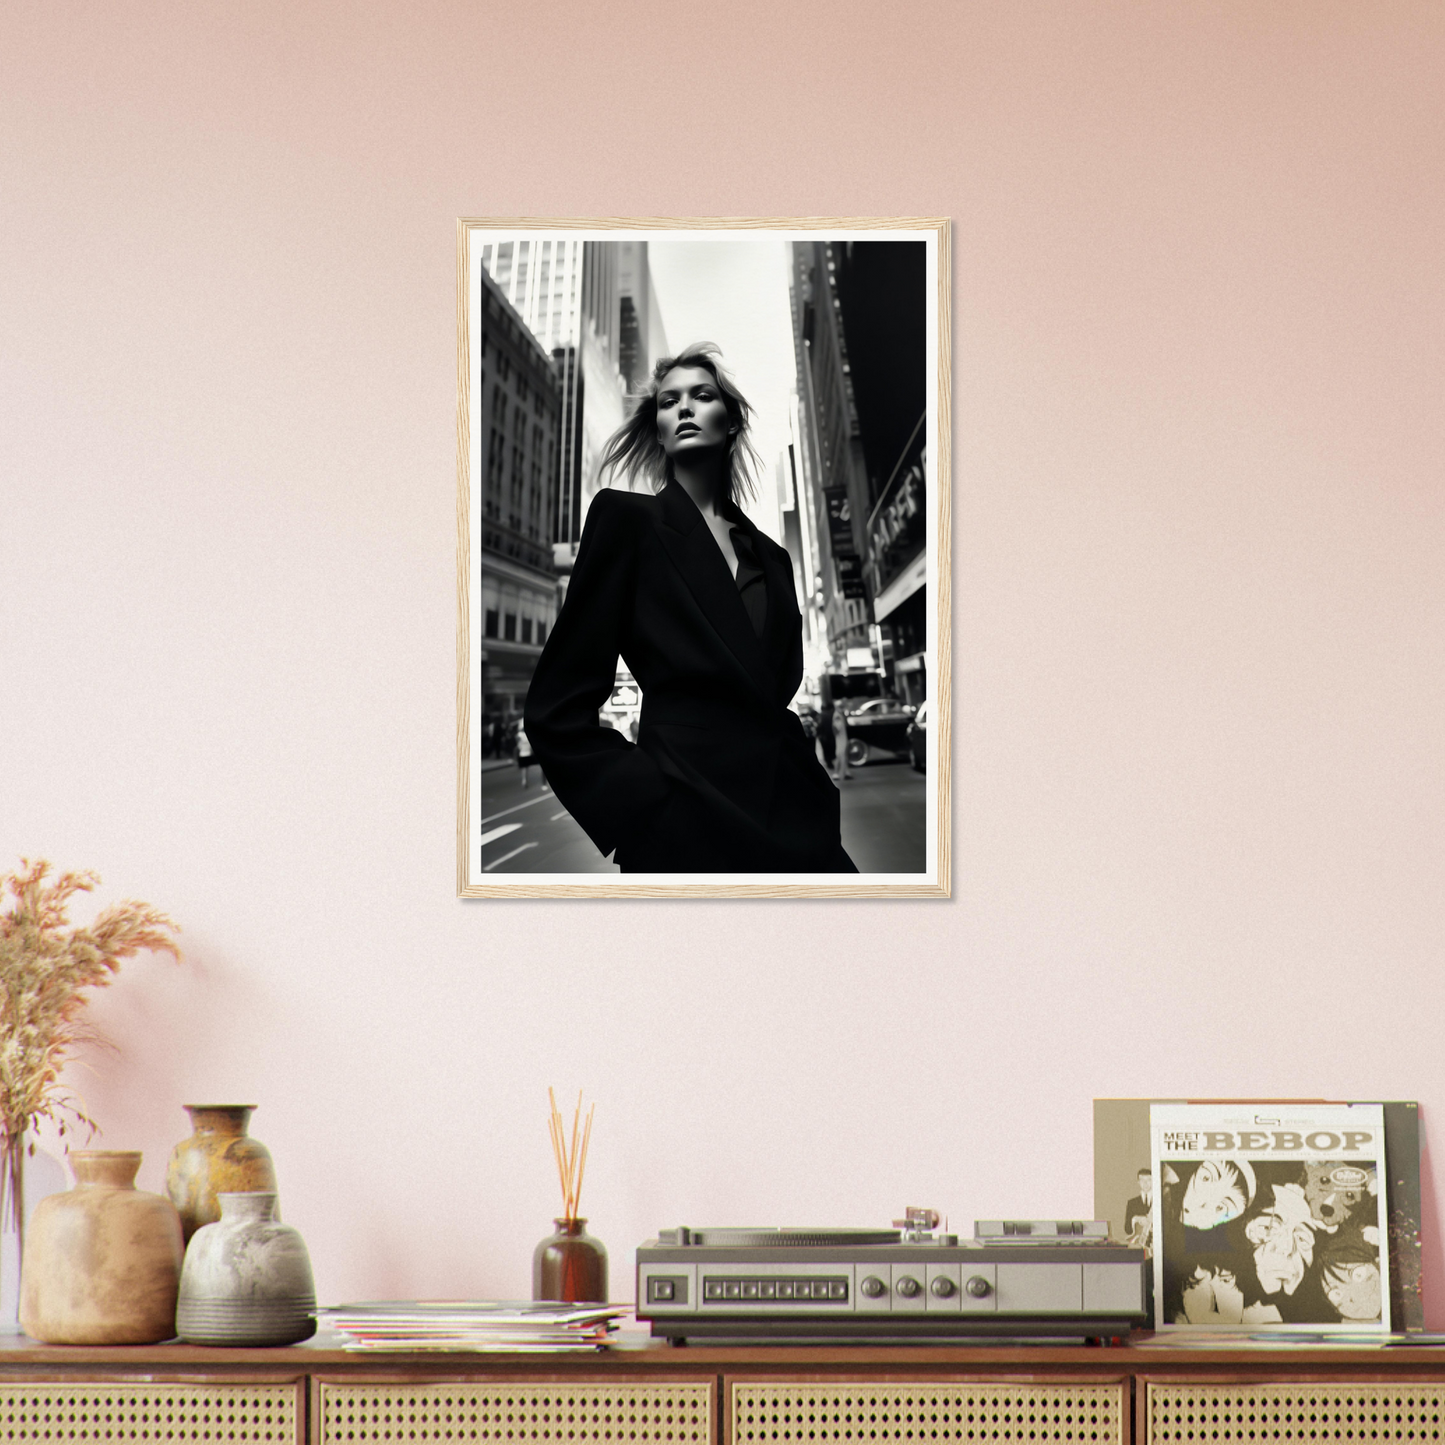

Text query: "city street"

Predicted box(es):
[476, 760, 611, 874]
[831, 752, 928, 874]
[477, 746, 927, 875]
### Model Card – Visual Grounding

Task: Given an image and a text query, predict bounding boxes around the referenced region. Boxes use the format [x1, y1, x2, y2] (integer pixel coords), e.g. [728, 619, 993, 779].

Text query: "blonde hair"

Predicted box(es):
[598, 343, 761, 508]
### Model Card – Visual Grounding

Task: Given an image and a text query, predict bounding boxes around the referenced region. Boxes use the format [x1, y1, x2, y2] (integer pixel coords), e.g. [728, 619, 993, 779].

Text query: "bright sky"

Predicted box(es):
[646, 237, 795, 536]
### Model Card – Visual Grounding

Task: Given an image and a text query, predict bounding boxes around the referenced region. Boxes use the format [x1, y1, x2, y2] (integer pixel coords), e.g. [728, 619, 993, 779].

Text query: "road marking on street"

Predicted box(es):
[549, 811, 569, 821]
[483, 842, 538, 871]
[478, 822, 523, 848]
[479, 794, 551, 826]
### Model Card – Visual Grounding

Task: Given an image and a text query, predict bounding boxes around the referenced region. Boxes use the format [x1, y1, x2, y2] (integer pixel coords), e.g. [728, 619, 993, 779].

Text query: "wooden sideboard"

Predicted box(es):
[3, 1332, 1445, 1443]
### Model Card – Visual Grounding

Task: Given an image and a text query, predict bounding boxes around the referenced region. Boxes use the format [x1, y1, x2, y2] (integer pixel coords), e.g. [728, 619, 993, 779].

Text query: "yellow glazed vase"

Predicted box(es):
[19, 1150, 183, 1345]
[165, 1105, 278, 1242]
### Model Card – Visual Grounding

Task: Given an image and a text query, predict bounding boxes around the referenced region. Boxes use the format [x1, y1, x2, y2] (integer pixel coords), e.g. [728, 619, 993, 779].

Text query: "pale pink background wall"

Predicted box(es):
[3, 2, 1443, 1316]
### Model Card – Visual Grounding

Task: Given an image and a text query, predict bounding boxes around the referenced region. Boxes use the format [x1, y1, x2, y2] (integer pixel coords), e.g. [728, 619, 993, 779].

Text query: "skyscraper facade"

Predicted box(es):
[479, 238, 667, 553]
[789, 240, 876, 669]
[789, 239, 928, 701]
[617, 239, 670, 394]
[475, 263, 564, 732]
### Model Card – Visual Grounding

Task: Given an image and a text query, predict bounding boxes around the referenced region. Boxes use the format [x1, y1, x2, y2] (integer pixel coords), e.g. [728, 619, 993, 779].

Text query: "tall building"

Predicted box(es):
[476, 236, 586, 354]
[788, 240, 875, 672]
[776, 438, 831, 691]
[830, 240, 928, 703]
[788, 239, 928, 701]
[480, 238, 667, 552]
[617, 240, 670, 393]
[475, 263, 563, 733]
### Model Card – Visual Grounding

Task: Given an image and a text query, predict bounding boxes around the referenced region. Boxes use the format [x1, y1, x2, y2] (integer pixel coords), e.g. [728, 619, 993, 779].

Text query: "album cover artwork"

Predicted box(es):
[1094, 1098, 1421, 1333]
[1149, 1101, 1390, 1333]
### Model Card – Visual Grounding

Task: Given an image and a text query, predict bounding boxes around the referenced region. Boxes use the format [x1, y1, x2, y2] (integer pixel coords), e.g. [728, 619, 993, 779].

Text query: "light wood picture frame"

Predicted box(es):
[457, 218, 951, 897]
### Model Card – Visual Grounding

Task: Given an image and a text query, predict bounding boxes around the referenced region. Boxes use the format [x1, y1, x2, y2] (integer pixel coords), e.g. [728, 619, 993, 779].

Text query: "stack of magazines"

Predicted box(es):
[315, 1301, 630, 1352]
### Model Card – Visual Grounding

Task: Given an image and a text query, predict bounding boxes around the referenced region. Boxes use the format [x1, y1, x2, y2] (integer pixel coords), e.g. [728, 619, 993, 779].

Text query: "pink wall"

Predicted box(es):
[4, 1, 1443, 1315]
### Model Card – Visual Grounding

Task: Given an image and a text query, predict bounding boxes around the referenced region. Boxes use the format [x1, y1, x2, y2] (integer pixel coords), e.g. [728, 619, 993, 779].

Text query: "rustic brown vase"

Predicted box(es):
[19, 1150, 183, 1344]
[165, 1105, 278, 1242]
[533, 1218, 608, 1303]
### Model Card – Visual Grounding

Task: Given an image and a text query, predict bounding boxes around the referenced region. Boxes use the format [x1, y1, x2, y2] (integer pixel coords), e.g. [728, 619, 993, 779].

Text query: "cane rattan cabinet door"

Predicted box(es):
[318, 1378, 715, 1444]
[1145, 1380, 1445, 1443]
[729, 1380, 1125, 1445]
[0, 1380, 302, 1443]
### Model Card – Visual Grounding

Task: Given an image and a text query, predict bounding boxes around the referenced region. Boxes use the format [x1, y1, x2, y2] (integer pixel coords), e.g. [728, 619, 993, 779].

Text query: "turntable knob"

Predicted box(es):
[930, 1276, 956, 1298]
[860, 1275, 887, 1299]
[965, 1275, 992, 1298]
[895, 1275, 922, 1298]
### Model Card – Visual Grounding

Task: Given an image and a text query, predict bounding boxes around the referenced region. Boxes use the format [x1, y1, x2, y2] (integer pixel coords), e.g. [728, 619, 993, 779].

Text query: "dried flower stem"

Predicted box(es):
[1, 859, 180, 1234]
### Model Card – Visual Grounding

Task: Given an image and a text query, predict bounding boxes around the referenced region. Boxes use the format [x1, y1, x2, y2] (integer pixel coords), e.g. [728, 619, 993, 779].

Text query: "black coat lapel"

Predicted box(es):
[657, 481, 771, 695]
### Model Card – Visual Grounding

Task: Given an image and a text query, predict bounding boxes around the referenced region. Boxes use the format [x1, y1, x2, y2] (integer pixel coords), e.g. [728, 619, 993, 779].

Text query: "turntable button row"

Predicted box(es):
[703, 1277, 848, 1302]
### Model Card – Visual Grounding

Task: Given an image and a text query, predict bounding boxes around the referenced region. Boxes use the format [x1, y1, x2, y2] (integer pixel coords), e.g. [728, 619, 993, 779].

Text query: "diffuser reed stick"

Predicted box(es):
[548, 1087, 594, 1224]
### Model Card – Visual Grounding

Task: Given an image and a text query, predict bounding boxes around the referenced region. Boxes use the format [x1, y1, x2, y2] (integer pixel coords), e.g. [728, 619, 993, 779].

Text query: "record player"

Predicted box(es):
[635, 1209, 1147, 1342]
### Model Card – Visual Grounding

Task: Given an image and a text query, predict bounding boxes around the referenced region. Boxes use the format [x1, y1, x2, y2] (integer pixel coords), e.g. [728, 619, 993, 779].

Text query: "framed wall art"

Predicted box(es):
[457, 218, 950, 897]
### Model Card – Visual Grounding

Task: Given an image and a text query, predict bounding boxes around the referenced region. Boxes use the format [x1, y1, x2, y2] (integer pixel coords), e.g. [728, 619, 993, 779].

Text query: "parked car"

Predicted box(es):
[840, 696, 916, 767]
[907, 701, 928, 772]
[826, 670, 885, 708]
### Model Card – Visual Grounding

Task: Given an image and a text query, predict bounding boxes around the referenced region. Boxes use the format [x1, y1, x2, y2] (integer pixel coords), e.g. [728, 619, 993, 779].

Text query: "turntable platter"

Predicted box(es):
[682, 1228, 903, 1248]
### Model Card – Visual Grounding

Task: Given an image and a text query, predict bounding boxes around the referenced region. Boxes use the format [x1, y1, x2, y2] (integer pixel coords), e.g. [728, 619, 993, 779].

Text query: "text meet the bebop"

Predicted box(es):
[1162, 1130, 1374, 1153]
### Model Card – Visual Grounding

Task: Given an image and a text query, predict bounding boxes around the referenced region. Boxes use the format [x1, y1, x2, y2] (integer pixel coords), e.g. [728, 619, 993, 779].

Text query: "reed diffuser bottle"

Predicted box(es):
[533, 1089, 607, 1303]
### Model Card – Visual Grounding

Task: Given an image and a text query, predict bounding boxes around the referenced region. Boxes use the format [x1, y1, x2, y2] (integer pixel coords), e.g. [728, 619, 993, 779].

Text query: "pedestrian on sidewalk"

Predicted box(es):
[818, 691, 836, 772]
[832, 702, 853, 783]
[516, 722, 536, 787]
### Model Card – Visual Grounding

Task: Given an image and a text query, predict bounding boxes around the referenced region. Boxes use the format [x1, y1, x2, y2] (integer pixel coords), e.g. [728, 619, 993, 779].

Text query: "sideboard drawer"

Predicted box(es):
[1146, 1380, 1445, 1443]
[317, 1378, 715, 1444]
[729, 1379, 1125, 1444]
[0, 1380, 302, 1443]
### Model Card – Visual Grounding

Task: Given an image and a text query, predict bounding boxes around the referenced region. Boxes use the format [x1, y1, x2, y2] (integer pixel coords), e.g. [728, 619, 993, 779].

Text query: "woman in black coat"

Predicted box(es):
[524, 343, 856, 874]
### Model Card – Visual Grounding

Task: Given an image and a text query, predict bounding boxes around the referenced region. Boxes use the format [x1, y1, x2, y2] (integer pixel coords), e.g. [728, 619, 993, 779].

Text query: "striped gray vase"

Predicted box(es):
[176, 1192, 315, 1346]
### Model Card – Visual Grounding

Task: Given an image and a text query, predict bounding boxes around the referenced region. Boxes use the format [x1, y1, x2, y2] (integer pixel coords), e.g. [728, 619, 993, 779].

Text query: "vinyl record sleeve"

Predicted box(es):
[1094, 1098, 1421, 1332]
[1149, 1102, 1390, 1333]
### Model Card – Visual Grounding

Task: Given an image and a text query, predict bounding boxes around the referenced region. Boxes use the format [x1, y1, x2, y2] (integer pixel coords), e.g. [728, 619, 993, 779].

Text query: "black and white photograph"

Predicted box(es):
[456, 221, 950, 897]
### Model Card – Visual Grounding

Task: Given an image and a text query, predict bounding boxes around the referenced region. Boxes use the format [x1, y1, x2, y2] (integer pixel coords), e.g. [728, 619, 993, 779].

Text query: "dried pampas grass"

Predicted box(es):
[1, 859, 180, 1233]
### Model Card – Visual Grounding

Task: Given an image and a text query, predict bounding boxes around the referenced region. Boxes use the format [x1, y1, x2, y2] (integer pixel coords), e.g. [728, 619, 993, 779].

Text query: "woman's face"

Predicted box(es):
[1180, 1160, 1249, 1229]
[656, 366, 733, 459]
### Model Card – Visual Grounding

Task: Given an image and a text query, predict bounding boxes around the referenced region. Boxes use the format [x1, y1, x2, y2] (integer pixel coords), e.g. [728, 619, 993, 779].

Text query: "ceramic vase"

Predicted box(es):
[165, 1105, 278, 1242]
[19, 1150, 183, 1345]
[533, 1218, 608, 1303]
[176, 1192, 316, 1346]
